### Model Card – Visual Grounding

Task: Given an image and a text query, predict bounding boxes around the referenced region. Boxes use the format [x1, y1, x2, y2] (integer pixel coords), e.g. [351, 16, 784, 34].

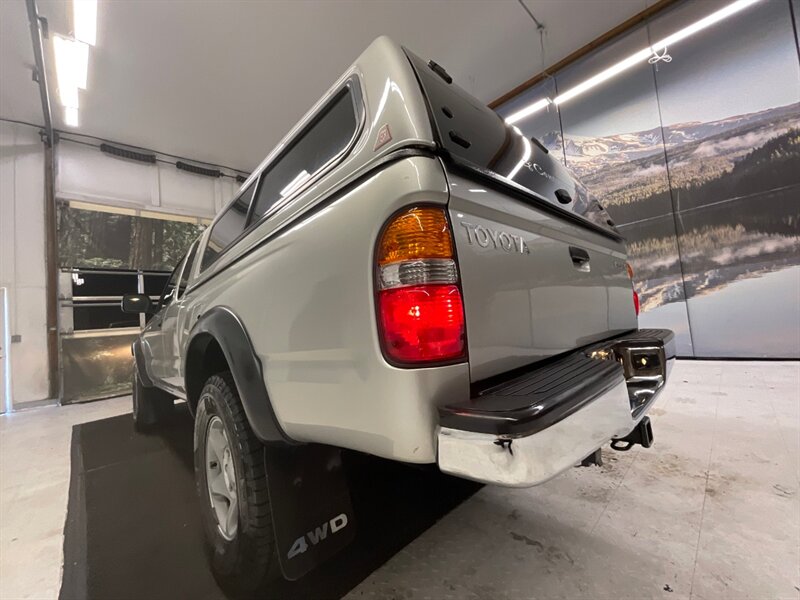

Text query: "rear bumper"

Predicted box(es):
[436, 328, 674, 487]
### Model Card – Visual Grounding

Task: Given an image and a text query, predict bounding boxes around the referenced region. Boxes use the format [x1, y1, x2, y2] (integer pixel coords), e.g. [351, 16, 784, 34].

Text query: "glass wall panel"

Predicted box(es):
[650, 0, 800, 357]
[555, 25, 694, 355]
[61, 332, 139, 403]
[58, 203, 205, 271]
[57, 202, 208, 401]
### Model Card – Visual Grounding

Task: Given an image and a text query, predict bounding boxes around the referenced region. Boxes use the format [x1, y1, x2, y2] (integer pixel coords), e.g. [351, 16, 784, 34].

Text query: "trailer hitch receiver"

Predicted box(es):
[611, 416, 653, 451]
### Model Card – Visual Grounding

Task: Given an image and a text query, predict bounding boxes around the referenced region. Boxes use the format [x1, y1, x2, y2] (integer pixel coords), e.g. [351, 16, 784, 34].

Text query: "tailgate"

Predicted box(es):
[448, 171, 637, 381]
[402, 48, 637, 382]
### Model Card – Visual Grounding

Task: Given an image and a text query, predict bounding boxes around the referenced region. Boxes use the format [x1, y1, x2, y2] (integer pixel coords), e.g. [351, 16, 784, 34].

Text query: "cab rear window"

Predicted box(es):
[200, 180, 256, 271]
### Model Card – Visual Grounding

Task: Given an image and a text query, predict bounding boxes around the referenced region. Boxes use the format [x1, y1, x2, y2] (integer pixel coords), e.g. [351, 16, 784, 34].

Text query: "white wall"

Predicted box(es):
[0, 122, 49, 407]
[56, 139, 239, 215]
[0, 123, 242, 409]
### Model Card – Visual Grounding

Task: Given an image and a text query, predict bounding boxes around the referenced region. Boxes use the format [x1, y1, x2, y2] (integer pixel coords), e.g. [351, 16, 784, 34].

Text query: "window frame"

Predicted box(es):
[199, 180, 257, 271]
[198, 75, 365, 274]
[159, 254, 187, 308]
[177, 240, 199, 300]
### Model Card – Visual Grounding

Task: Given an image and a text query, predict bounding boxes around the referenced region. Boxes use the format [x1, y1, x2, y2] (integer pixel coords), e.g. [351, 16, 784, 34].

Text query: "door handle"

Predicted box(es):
[569, 246, 591, 272]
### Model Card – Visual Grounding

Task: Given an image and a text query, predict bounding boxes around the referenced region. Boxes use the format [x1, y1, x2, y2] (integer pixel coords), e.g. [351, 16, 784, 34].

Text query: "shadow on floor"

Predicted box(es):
[59, 405, 481, 600]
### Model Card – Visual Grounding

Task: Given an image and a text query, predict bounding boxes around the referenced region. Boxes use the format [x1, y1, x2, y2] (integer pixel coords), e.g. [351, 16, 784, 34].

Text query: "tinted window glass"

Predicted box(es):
[251, 88, 357, 219]
[201, 181, 257, 270]
[404, 49, 619, 237]
[177, 242, 199, 298]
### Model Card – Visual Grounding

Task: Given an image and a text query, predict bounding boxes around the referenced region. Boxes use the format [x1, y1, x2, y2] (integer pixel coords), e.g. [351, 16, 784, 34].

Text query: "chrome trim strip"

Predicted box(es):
[379, 258, 458, 290]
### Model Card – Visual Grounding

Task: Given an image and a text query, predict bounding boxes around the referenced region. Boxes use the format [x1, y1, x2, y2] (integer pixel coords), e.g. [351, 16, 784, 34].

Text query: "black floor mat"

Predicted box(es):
[60, 405, 481, 599]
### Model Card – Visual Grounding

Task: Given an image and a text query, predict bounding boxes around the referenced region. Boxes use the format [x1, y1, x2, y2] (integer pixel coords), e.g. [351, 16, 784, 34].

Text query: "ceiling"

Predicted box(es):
[1, 0, 653, 172]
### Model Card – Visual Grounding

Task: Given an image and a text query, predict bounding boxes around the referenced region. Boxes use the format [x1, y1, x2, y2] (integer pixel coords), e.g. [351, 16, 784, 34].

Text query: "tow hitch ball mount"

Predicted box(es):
[611, 416, 654, 452]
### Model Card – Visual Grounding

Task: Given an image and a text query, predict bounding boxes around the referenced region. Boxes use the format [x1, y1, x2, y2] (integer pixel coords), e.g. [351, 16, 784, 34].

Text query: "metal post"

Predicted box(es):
[24, 0, 54, 147]
[26, 0, 60, 401]
[44, 145, 60, 401]
[0, 288, 11, 413]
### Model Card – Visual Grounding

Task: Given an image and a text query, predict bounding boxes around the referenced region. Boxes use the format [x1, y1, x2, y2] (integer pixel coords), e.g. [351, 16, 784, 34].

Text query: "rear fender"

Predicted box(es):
[186, 308, 356, 576]
[185, 306, 292, 444]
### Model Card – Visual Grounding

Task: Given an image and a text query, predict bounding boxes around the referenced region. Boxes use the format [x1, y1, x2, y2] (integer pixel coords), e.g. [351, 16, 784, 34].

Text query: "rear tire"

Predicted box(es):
[194, 372, 277, 595]
[132, 369, 174, 432]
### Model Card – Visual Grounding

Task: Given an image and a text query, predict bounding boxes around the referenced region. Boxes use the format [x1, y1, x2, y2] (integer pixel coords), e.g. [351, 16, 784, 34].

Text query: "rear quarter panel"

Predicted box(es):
[186, 157, 469, 463]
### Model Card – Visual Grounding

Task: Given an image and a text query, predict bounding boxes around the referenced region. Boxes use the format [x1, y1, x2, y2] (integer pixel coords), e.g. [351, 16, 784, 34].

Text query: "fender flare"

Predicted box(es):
[185, 306, 293, 444]
[131, 338, 155, 387]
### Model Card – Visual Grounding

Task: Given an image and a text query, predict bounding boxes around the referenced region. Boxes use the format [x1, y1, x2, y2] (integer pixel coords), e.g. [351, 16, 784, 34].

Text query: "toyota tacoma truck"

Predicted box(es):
[122, 36, 674, 594]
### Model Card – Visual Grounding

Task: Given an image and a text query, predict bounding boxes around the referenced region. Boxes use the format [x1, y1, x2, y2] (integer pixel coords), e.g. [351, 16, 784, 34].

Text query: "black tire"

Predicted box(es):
[194, 372, 277, 596]
[132, 368, 174, 432]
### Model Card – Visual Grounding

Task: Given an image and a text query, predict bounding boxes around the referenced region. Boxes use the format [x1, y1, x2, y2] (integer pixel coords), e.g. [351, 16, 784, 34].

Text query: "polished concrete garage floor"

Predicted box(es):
[1, 360, 798, 599]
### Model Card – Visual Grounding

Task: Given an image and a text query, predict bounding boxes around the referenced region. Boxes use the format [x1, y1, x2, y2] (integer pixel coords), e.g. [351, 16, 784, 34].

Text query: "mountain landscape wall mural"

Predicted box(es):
[497, 0, 800, 357]
[564, 102, 800, 313]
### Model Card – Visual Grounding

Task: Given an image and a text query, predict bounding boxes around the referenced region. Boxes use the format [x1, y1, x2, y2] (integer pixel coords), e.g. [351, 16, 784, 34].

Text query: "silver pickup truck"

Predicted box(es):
[122, 36, 674, 593]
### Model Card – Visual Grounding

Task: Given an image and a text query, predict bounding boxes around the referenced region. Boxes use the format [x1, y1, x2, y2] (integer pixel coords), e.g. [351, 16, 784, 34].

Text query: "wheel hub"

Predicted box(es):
[205, 416, 239, 541]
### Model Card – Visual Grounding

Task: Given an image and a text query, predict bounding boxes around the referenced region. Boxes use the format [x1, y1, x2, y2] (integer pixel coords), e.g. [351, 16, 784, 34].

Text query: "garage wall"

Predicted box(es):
[496, 0, 800, 358]
[53, 138, 244, 406]
[56, 139, 242, 217]
[1, 121, 245, 409]
[0, 122, 49, 406]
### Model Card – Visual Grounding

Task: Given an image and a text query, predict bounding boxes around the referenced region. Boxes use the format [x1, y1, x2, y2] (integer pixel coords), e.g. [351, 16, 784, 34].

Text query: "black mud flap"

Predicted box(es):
[264, 444, 356, 581]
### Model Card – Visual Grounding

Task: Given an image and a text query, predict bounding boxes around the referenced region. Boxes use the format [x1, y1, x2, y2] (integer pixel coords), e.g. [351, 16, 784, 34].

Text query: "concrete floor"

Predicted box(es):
[1, 360, 798, 599]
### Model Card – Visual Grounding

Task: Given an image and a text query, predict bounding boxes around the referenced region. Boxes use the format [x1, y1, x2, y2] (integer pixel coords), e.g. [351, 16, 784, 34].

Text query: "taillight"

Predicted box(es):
[375, 207, 466, 364]
[626, 262, 640, 316]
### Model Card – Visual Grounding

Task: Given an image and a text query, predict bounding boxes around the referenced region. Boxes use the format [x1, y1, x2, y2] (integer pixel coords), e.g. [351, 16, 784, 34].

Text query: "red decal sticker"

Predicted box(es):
[374, 124, 392, 151]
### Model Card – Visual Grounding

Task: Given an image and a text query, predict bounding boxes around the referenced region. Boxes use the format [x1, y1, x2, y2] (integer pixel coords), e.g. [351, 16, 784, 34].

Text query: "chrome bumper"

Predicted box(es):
[437, 329, 674, 488]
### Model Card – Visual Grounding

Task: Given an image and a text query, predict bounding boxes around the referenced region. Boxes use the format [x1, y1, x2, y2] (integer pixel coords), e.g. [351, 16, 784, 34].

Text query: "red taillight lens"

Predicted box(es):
[376, 206, 466, 365]
[378, 284, 465, 363]
[626, 261, 640, 316]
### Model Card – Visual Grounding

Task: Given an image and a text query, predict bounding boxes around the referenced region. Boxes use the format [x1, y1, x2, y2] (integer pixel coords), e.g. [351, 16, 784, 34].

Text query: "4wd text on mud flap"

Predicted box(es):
[287, 513, 349, 560]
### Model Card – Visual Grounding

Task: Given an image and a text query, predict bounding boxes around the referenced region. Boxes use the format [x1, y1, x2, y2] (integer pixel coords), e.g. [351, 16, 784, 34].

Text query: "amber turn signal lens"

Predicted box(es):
[378, 207, 453, 266]
[626, 262, 635, 279]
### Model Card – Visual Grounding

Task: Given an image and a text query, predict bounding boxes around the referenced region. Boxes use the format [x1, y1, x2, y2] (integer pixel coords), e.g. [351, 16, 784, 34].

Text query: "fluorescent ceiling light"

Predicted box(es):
[505, 0, 762, 123]
[58, 84, 79, 110]
[53, 35, 88, 111]
[64, 106, 79, 127]
[554, 47, 653, 105]
[53, 35, 88, 90]
[73, 0, 97, 46]
[652, 0, 760, 50]
[505, 98, 549, 125]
